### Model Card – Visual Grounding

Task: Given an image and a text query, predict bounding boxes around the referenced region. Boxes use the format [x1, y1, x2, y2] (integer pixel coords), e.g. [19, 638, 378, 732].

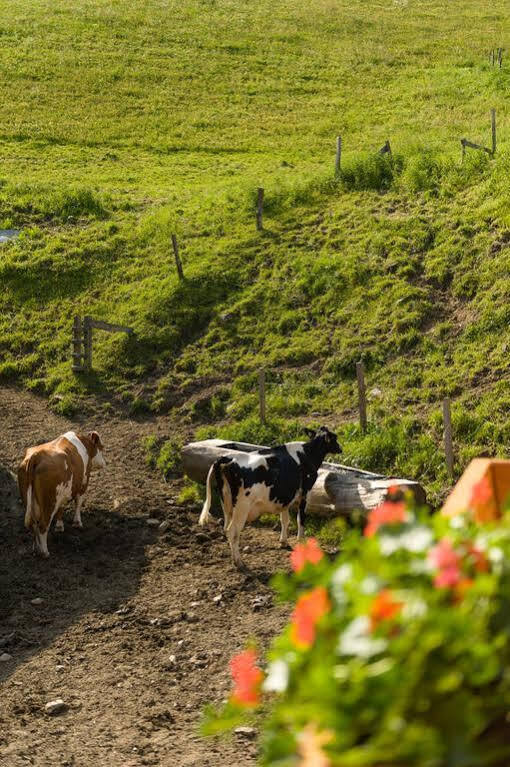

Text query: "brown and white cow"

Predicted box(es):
[18, 431, 106, 558]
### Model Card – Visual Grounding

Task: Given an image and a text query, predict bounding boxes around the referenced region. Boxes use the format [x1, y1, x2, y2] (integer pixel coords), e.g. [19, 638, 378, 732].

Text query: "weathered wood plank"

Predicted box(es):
[258, 370, 266, 423]
[443, 397, 454, 477]
[87, 319, 134, 334]
[71, 315, 84, 372]
[84, 316, 92, 371]
[356, 361, 367, 432]
[461, 138, 492, 155]
[335, 135, 342, 175]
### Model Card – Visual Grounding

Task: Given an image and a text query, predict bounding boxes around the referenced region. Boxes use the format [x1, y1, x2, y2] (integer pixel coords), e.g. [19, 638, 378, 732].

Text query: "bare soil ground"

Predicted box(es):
[0, 387, 291, 767]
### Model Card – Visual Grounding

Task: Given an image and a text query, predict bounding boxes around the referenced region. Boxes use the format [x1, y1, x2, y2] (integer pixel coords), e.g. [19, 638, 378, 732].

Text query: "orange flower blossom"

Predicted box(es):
[291, 586, 331, 648]
[230, 648, 263, 706]
[465, 542, 489, 573]
[455, 577, 475, 598]
[370, 589, 403, 631]
[290, 537, 324, 573]
[364, 499, 408, 537]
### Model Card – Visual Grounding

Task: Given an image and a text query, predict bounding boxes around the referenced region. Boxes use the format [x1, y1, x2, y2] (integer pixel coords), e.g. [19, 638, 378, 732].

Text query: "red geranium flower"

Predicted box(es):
[291, 586, 330, 649]
[364, 500, 408, 537]
[434, 567, 462, 589]
[428, 539, 464, 589]
[230, 649, 263, 706]
[290, 538, 324, 573]
[370, 589, 403, 631]
[428, 538, 461, 571]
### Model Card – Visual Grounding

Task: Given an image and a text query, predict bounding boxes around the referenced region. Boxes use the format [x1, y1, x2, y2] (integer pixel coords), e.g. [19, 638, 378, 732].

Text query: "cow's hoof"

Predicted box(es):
[72, 520, 83, 529]
[234, 561, 248, 572]
[55, 521, 64, 533]
[279, 542, 292, 550]
[39, 550, 50, 559]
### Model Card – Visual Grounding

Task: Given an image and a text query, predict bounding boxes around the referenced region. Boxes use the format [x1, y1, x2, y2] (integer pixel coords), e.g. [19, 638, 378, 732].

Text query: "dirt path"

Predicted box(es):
[0, 387, 291, 767]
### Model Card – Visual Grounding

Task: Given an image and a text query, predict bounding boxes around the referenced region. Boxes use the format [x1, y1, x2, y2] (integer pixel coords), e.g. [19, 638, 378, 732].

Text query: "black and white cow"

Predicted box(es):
[198, 426, 341, 568]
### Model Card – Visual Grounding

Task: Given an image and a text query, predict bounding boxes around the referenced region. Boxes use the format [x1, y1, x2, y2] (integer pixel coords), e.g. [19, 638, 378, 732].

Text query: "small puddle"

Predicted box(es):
[0, 229, 20, 243]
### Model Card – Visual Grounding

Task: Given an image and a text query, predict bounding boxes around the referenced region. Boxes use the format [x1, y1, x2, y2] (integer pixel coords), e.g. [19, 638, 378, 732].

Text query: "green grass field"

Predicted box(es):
[2, 0, 510, 501]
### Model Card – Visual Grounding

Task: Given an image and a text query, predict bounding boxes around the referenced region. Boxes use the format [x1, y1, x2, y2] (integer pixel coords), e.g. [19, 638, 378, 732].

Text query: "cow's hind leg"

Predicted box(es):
[279, 506, 291, 548]
[34, 505, 53, 558]
[73, 495, 85, 529]
[30, 484, 51, 558]
[226, 507, 248, 570]
[297, 497, 307, 542]
[55, 508, 65, 532]
[36, 523, 50, 558]
[220, 476, 233, 533]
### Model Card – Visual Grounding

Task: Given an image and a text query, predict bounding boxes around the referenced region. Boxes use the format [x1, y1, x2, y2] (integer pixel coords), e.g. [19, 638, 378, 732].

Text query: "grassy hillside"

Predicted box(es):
[2, 0, 510, 501]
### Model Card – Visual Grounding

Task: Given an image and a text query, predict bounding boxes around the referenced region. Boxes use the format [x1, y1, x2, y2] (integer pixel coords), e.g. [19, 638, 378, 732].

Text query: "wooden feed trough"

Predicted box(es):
[182, 439, 426, 517]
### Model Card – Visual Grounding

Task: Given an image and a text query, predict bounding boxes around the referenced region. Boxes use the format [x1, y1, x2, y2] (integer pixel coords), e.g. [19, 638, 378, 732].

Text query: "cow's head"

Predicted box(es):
[304, 426, 341, 456]
[88, 431, 106, 470]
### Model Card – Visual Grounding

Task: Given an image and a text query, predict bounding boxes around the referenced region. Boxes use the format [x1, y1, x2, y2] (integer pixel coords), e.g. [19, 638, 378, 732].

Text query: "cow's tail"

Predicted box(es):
[23, 455, 37, 529]
[199, 463, 216, 526]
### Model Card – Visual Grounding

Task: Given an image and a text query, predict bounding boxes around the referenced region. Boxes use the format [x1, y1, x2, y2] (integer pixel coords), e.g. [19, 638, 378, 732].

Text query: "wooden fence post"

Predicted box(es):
[379, 140, 392, 156]
[171, 234, 184, 280]
[443, 397, 454, 477]
[356, 361, 367, 432]
[498, 48, 503, 68]
[71, 316, 84, 372]
[256, 188, 264, 231]
[83, 316, 92, 371]
[491, 108, 497, 155]
[335, 136, 342, 176]
[258, 369, 266, 423]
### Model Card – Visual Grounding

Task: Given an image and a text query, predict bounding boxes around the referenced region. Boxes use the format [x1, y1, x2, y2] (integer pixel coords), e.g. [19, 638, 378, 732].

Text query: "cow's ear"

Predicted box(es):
[303, 427, 316, 439]
[89, 431, 100, 446]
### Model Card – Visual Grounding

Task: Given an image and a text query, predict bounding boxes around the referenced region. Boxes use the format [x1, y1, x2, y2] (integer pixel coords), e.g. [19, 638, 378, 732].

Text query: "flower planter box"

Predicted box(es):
[181, 438, 426, 517]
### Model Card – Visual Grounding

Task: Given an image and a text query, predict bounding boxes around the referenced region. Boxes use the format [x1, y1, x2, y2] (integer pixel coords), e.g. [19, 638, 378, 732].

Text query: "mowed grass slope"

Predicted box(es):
[2, 0, 510, 499]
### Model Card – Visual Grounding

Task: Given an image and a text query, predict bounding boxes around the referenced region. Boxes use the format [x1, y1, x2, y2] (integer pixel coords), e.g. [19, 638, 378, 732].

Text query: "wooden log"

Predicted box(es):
[171, 234, 184, 280]
[335, 135, 342, 175]
[181, 438, 426, 516]
[308, 467, 426, 516]
[87, 319, 134, 335]
[356, 361, 367, 432]
[258, 369, 266, 423]
[443, 398, 454, 477]
[491, 108, 496, 155]
[256, 187, 264, 231]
